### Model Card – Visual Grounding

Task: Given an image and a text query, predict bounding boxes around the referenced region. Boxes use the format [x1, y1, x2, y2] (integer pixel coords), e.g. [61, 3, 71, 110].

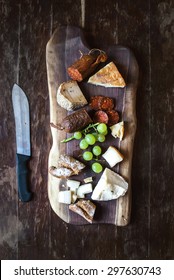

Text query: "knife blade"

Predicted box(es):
[12, 83, 32, 202]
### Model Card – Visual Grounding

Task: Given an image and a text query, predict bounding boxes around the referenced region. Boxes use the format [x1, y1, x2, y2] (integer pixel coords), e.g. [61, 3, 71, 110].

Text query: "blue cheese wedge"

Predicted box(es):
[57, 80, 88, 111]
[91, 168, 128, 201]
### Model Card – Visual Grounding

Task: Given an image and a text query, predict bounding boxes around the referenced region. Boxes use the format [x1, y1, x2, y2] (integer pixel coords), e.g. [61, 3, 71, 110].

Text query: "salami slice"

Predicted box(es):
[93, 110, 109, 124]
[107, 110, 119, 126]
[90, 95, 114, 111]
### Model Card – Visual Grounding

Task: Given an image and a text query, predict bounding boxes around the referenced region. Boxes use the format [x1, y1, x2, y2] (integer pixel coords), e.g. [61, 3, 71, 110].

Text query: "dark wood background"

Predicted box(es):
[0, 0, 174, 260]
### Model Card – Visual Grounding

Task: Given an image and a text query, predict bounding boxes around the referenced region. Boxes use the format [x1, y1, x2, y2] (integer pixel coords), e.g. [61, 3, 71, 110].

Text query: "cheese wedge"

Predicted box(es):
[57, 80, 88, 111]
[110, 121, 124, 140]
[102, 146, 124, 167]
[91, 168, 128, 201]
[88, 62, 126, 88]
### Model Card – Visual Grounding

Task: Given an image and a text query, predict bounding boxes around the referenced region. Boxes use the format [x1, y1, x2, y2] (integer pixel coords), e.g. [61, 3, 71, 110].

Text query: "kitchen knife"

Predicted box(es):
[12, 84, 32, 202]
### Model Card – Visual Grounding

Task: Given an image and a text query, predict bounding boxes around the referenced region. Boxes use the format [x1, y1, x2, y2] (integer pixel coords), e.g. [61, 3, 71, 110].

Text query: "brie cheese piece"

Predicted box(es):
[91, 168, 128, 201]
[102, 146, 124, 167]
[88, 62, 126, 88]
[57, 80, 88, 111]
[110, 121, 124, 140]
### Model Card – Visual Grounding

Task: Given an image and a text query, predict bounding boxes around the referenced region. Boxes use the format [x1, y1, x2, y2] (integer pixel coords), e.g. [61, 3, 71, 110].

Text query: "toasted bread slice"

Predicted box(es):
[88, 61, 126, 88]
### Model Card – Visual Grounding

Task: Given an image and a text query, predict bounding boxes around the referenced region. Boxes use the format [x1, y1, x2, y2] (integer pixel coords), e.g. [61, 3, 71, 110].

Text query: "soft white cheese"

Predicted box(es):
[91, 168, 128, 201]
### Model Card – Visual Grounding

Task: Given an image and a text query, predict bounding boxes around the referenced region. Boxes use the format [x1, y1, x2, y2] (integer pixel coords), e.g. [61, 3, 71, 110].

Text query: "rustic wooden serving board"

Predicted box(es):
[46, 26, 138, 226]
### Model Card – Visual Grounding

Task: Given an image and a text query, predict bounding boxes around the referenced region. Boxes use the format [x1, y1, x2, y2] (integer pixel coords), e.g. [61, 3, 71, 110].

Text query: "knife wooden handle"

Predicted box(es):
[16, 154, 32, 202]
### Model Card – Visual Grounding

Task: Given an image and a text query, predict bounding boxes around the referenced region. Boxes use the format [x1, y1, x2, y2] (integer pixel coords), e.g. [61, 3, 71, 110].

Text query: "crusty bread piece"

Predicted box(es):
[49, 155, 85, 178]
[49, 166, 74, 178]
[59, 155, 85, 175]
[69, 199, 96, 223]
[57, 80, 88, 111]
[88, 61, 126, 88]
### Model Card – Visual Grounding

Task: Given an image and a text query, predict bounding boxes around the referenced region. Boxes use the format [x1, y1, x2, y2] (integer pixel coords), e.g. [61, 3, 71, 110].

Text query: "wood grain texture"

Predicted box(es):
[0, 0, 174, 260]
[46, 26, 138, 226]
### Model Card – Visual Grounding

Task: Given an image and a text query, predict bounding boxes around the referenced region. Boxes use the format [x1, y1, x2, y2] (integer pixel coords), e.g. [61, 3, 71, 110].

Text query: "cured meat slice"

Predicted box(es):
[90, 95, 114, 111]
[93, 110, 108, 124]
[107, 110, 119, 126]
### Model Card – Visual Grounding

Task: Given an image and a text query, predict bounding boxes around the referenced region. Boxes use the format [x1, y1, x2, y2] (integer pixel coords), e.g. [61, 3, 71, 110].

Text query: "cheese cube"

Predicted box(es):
[77, 183, 93, 198]
[58, 190, 72, 204]
[102, 146, 124, 167]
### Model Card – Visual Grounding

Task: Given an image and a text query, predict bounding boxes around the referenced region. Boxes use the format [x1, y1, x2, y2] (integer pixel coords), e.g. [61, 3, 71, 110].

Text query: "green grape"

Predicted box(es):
[92, 132, 98, 140]
[92, 162, 103, 173]
[97, 134, 105, 143]
[97, 123, 107, 134]
[102, 129, 108, 136]
[85, 134, 96, 145]
[92, 145, 102, 156]
[83, 151, 93, 161]
[74, 131, 82, 140]
[79, 139, 89, 149]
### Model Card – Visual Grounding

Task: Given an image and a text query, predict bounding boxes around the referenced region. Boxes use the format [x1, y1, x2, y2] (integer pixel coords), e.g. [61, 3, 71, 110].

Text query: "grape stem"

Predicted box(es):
[61, 123, 100, 143]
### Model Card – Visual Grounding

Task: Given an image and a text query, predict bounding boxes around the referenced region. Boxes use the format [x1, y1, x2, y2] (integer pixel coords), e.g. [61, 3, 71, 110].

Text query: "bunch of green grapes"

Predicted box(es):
[74, 123, 108, 174]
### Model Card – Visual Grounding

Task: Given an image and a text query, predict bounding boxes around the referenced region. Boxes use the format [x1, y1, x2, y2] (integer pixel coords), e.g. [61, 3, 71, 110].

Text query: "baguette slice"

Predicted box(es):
[57, 80, 88, 111]
[88, 61, 126, 88]
[69, 199, 96, 223]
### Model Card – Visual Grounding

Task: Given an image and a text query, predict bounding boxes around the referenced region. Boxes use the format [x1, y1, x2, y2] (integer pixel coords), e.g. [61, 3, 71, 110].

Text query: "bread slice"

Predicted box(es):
[69, 199, 96, 223]
[57, 80, 88, 111]
[88, 61, 126, 88]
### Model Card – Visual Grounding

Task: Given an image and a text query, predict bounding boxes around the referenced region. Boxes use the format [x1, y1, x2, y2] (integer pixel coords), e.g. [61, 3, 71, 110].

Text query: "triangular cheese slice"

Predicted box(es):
[91, 168, 128, 201]
[88, 61, 126, 88]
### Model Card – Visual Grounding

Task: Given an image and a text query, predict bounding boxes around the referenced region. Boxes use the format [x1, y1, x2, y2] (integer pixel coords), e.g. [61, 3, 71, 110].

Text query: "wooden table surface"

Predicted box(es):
[0, 0, 174, 260]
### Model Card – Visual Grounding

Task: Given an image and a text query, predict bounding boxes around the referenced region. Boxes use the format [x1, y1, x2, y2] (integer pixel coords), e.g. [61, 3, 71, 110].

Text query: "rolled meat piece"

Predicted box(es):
[58, 108, 93, 133]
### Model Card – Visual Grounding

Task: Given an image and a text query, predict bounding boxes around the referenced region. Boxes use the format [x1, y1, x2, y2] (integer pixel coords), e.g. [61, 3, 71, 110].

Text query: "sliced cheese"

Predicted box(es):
[57, 80, 88, 111]
[88, 62, 126, 88]
[102, 146, 124, 167]
[110, 121, 124, 140]
[91, 168, 128, 201]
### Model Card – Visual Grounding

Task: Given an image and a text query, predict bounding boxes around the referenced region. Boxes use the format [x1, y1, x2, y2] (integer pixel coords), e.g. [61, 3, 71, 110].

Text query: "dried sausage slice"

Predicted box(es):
[93, 110, 109, 124]
[90, 95, 114, 111]
[107, 110, 119, 126]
